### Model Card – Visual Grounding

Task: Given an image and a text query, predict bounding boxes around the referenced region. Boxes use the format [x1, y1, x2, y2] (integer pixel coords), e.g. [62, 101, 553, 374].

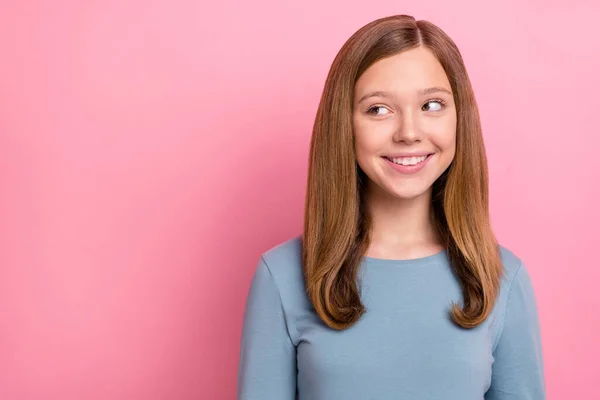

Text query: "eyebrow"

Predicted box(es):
[357, 86, 453, 104]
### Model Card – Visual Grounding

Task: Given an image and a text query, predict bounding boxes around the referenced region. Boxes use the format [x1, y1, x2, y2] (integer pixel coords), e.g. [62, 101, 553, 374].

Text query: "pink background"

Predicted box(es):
[1, 1, 598, 399]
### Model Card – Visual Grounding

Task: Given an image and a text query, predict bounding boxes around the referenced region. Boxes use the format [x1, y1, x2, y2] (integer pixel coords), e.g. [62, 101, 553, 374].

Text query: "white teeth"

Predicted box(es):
[390, 155, 428, 166]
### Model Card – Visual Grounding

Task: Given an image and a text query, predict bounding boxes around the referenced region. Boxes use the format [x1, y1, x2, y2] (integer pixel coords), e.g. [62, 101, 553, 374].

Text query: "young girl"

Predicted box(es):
[237, 14, 545, 399]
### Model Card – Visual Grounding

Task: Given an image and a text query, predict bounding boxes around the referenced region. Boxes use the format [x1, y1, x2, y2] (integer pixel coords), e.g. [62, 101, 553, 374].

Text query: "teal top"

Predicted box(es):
[237, 236, 545, 399]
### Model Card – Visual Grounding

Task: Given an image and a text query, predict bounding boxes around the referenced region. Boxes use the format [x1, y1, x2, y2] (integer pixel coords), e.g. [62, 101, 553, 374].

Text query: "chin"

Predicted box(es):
[390, 190, 429, 200]
[383, 183, 433, 200]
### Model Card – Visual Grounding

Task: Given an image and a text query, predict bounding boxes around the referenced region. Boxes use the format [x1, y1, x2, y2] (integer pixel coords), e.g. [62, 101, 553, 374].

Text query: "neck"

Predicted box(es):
[363, 180, 444, 259]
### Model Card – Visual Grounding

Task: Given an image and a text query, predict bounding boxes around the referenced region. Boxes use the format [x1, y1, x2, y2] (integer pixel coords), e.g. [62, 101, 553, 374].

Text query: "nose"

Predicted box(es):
[392, 109, 422, 144]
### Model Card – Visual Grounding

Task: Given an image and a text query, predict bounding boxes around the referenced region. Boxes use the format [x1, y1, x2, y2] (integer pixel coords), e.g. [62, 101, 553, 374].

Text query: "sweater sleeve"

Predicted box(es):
[485, 261, 546, 399]
[237, 256, 297, 400]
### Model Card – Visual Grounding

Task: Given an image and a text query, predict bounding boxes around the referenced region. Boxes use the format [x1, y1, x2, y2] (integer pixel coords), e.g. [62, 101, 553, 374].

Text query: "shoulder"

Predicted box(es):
[497, 243, 537, 299]
[260, 234, 303, 273]
[253, 235, 307, 344]
[259, 235, 305, 290]
[258, 234, 306, 294]
[252, 234, 305, 294]
[497, 244, 524, 283]
[491, 244, 539, 348]
[259, 235, 305, 291]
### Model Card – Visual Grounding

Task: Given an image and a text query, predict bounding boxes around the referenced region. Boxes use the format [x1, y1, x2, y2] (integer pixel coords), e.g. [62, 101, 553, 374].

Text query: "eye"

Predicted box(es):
[366, 106, 390, 116]
[422, 99, 446, 112]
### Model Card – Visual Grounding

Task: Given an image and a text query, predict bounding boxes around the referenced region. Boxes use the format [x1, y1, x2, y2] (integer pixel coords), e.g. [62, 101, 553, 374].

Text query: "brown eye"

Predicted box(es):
[367, 106, 390, 116]
[422, 100, 445, 112]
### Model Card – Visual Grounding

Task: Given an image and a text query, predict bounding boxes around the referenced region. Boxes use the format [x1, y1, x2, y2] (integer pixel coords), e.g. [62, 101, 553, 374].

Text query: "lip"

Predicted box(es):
[385, 152, 434, 158]
[383, 153, 434, 175]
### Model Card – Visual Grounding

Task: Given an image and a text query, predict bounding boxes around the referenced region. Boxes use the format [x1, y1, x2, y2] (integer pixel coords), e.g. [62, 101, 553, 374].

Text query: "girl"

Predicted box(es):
[237, 14, 545, 399]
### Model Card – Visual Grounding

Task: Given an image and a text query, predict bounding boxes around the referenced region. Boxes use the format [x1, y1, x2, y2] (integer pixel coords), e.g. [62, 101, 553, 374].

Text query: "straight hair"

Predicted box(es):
[303, 14, 503, 330]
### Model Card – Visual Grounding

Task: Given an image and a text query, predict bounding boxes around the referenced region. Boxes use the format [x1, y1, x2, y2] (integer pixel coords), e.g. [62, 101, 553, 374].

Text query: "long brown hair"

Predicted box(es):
[302, 14, 503, 330]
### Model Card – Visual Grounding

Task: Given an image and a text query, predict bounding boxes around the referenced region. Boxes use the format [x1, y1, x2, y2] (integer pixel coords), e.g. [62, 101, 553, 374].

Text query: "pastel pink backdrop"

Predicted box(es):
[1, 1, 598, 399]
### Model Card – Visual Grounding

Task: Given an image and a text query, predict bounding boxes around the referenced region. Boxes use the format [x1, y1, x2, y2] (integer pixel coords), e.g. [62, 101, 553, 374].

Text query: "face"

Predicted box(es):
[352, 46, 457, 201]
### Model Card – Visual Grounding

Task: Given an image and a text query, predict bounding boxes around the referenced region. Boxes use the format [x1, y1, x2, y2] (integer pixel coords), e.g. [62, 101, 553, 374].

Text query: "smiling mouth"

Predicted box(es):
[383, 154, 434, 166]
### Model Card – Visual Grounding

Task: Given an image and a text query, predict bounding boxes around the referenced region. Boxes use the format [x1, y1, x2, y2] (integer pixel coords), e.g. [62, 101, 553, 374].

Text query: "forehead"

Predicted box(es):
[354, 47, 451, 97]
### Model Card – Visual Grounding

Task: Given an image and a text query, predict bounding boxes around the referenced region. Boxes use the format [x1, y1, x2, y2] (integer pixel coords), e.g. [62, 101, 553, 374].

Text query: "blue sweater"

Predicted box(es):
[237, 236, 545, 399]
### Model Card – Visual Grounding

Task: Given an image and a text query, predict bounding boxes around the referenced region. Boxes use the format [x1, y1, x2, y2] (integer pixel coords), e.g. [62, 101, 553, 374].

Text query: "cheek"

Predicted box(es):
[353, 135, 370, 170]
[429, 118, 457, 152]
[437, 130, 456, 152]
[353, 132, 383, 175]
[353, 126, 380, 173]
[353, 120, 386, 156]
